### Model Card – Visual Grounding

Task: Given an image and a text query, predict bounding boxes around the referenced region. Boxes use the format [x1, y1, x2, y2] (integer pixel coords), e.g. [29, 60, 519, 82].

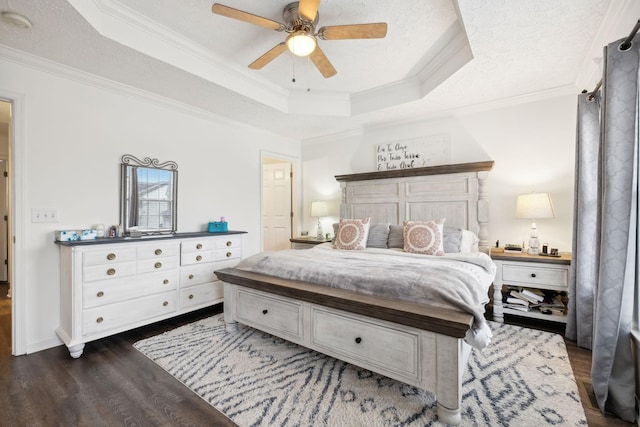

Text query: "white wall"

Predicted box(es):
[301, 93, 577, 252]
[0, 57, 300, 353]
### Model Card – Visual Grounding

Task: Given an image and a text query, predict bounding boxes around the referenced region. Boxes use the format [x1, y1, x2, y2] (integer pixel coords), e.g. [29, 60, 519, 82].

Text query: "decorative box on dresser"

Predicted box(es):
[56, 231, 246, 358]
[490, 250, 571, 324]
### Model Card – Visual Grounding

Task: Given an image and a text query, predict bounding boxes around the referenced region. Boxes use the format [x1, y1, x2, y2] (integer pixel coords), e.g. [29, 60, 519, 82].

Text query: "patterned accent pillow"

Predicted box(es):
[403, 219, 445, 255]
[333, 218, 371, 250]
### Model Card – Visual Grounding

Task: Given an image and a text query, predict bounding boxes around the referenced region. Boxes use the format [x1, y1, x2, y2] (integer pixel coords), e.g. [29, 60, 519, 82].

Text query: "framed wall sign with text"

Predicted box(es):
[376, 135, 450, 171]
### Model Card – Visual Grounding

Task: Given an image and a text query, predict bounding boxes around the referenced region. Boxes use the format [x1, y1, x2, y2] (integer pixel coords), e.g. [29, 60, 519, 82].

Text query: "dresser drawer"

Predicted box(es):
[82, 291, 177, 335]
[83, 247, 137, 266]
[180, 263, 217, 287]
[83, 270, 179, 308]
[137, 243, 180, 260]
[215, 247, 241, 261]
[311, 307, 419, 380]
[181, 251, 216, 266]
[179, 281, 224, 310]
[235, 288, 303, 340]
[215, 236, 242, 249]
[181, 239, 216, 253]
[83, 261, 137, 282]
[502, 264, 568, 288]
[137, 256, 179, 274]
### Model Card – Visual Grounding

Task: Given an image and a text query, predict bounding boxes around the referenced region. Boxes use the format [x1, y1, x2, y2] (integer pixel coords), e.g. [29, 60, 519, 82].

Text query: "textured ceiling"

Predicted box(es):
[0, 0, 620, 140]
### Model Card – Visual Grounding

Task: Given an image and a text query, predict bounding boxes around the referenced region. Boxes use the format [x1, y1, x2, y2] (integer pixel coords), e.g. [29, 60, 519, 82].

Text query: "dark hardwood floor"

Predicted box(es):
[0, 286, 633, 426]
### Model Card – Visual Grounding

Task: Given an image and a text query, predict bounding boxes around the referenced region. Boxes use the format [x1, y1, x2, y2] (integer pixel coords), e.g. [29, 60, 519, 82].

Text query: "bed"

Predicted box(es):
[216, 161, 494, 425]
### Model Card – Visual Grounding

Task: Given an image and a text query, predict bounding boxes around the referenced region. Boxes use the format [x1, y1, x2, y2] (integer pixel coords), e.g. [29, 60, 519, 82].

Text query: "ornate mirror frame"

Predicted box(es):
[120, 154, 178, 236]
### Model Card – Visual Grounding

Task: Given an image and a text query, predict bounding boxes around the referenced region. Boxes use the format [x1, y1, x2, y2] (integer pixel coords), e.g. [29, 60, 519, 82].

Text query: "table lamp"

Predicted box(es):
[516, 192, 555, 255]
[311, 201, 328, 240]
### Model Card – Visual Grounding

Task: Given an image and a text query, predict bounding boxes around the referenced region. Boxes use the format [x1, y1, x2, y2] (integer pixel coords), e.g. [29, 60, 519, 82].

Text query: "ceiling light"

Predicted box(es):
[286, 30, 317, 57]
[1, 11, 32, 28]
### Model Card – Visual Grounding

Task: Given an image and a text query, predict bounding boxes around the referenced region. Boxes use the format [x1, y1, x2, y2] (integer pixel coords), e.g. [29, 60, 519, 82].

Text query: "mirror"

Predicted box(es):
[120, 154, 178, 235]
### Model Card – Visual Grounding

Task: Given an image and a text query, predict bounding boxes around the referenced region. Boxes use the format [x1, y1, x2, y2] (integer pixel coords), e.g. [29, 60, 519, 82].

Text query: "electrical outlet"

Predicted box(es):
[31, 208, 59, 223]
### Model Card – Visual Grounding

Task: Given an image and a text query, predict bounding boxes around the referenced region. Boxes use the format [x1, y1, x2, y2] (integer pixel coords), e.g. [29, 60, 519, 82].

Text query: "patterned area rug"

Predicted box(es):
[134, 315, 587, 426]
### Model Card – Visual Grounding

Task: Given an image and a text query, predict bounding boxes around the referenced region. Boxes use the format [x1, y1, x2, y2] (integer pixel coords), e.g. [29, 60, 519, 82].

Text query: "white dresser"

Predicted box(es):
[57, 231, 245, 358]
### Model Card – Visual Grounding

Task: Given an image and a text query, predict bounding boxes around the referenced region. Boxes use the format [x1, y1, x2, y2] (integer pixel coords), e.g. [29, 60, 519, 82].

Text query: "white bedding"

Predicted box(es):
[235, 243, 497, 350]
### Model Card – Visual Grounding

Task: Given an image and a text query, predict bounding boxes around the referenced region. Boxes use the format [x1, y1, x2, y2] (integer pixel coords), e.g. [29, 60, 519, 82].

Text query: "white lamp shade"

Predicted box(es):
[516, 193, 555, 219]
[311, 201, 328, 218]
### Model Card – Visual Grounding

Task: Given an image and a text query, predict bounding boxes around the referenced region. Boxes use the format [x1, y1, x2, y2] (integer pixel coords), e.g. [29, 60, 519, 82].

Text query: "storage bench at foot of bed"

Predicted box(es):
[217, 268, 474, 426]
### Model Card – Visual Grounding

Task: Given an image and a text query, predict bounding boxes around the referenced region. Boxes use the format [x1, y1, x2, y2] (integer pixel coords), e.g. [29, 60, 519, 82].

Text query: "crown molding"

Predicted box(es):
[302, 84, 578, 145]
[0, 45, 294, 141]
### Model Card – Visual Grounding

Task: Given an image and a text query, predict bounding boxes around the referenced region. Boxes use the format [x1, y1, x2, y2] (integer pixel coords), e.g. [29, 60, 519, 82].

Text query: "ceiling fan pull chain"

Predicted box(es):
[292, 58, 296, 83]
[306, 56, 312, 92]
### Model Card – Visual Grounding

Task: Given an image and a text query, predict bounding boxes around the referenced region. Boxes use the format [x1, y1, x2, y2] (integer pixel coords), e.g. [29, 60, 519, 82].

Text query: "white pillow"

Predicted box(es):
[460, 229, 479, 253]
[403, 219, 445, 255]
[333, 218, 371, 250]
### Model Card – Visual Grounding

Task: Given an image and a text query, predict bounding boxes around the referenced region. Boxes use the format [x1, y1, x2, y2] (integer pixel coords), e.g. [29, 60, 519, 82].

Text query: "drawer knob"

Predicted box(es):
[163, 279, 169, 285]
[196, 255, 202, 262]
[163, 301, 169, 307]
[189, 274, 194, 279]
[107, 268, 116, 276]
[189, 294, 194, 300]
[355, 337, 362, 344]
[226, 241, 232, 247]
[96, 317, 103, 323]
[155, 249, 162, 255]
[530, 273, 537, 278]
[97, 291, 104, 298]
[226, 252, 232, 258]
[155, 262, 162, 269]
[107, 253, 116, 261]
[196, 243, 203, 250]
[262, 309, 268, 315]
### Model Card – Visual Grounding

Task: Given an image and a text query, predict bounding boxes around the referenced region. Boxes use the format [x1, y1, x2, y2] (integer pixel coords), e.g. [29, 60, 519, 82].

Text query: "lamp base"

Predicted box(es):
[316, 219, 323, 240]
[527, 236, 540, 255]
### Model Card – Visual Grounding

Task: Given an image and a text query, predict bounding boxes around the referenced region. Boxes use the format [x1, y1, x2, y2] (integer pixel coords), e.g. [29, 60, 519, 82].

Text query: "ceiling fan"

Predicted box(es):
[211, 0, 387, 78]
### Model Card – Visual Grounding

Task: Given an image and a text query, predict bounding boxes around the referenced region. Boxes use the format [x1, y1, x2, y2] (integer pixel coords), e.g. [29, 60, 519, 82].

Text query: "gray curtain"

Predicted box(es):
[567, 34, 638, 422]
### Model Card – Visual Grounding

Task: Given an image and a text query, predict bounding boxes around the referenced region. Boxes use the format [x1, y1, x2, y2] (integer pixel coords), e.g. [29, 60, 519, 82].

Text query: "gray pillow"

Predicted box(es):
[443, 227, 463, 253]
[366, 223, 390, 248]
[387, 225, 404, 248]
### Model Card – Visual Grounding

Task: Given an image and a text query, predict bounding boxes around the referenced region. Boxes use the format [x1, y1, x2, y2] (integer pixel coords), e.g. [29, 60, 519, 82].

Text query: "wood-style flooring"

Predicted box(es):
[0, 284, 633, 426]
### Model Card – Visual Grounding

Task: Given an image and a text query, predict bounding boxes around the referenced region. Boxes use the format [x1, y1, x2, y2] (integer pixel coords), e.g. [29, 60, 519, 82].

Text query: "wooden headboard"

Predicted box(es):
[335, 161, 494, 253]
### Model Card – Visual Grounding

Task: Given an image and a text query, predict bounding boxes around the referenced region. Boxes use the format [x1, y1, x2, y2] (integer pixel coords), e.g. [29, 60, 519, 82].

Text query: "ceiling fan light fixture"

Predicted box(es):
[286, 30, 316, 56]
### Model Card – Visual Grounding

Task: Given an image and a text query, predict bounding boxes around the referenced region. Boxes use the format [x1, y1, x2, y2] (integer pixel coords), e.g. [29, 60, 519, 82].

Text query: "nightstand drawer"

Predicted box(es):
[502, 264, 568, 288]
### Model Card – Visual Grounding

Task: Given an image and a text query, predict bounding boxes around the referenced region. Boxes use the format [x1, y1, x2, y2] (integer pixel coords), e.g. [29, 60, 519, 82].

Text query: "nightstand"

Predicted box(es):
[490, 250, 571, 324]
[289, 237, 332, 249]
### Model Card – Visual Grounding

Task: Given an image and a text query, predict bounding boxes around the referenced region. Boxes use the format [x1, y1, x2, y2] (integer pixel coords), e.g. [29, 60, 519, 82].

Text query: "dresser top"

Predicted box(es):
[55, 230, 247, 247]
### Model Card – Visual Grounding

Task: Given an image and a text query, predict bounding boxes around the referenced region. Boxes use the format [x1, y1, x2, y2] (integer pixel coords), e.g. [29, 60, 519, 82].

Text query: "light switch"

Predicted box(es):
[31, 208, 59, 223]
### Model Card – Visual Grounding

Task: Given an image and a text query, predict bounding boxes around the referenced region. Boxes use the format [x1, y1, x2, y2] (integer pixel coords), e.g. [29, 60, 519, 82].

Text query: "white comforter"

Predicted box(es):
[235, 243, 497, 350]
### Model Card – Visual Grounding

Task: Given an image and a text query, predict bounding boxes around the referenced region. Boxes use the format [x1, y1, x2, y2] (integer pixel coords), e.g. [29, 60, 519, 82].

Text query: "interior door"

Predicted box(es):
[262, 162, 292, 251]
[0, 159, 7, 282]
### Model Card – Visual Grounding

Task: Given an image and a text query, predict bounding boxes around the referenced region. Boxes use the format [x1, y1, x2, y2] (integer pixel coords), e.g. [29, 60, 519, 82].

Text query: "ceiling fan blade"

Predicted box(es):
[249, 43, 288, 70]
[298, 0, 320, 22]
[309, 46, 337, 78]
[212, 3, 284, 31]
[318, 23, 388, 40]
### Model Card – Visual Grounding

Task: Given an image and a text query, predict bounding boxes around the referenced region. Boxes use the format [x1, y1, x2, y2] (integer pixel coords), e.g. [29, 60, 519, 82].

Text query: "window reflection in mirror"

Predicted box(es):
[120, 155, 178, 235]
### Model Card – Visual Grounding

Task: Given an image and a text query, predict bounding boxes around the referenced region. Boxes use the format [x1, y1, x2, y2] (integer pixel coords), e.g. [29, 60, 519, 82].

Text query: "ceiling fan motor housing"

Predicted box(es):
[283, 2, 319, 31]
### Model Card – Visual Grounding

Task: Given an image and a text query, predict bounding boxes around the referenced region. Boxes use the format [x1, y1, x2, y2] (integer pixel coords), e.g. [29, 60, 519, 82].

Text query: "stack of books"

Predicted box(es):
[503, 288, 567, 316]
[504, 288, 544, 312]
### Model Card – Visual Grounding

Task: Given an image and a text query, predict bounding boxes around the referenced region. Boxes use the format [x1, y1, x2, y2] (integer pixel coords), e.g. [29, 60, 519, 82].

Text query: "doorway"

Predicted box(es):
[0, 100, 11, 352]
[261, 153, 297, 251]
